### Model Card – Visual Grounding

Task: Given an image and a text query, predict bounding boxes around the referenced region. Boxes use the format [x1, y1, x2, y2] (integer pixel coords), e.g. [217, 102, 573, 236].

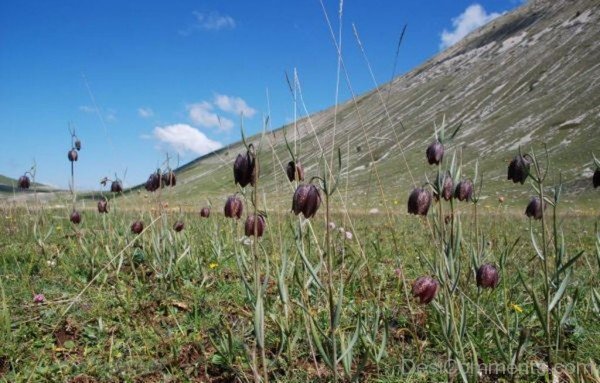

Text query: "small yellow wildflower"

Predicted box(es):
[56, 226, 62, 232]
[511, 303, 523, 313]
[209, 262, 218, 269]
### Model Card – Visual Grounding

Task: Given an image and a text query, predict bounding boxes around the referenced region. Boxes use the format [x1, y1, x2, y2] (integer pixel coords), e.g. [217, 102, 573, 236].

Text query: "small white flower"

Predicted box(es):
[46, 260, 56, 267]
[328, 222, 336, 230]
[345, 231, 353, 240]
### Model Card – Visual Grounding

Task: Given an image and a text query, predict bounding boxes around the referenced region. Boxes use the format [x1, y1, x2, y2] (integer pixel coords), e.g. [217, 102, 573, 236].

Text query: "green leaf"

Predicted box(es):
[548, 271, 571, 312]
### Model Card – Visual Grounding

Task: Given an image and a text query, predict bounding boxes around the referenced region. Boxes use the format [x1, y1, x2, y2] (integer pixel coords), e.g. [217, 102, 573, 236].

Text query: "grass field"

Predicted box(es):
[1, 175, 599, 382]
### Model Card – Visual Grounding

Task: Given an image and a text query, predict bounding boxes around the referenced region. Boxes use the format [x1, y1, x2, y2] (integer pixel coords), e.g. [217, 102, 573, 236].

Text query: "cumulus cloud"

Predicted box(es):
[153, 124, 222, 155]
[440, 4, 501, 49]
[138, 107, 154, 118]
[213, 94, 256, 117]
[187, 102, 234, 131]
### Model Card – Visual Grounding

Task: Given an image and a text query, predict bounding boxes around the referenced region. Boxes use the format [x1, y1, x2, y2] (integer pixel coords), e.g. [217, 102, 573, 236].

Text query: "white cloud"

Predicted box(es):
[440, 4, 501, 49]
[193, 11, 235, 30]
[187, 102, 234, 131]
[79, 105, 95, 113]
[180, 11, 235, 35]
[213, 94, 256, 117]
[153, 124, 223, 155]
[138, 107, 154, 118]
[79, 105, 117, 122]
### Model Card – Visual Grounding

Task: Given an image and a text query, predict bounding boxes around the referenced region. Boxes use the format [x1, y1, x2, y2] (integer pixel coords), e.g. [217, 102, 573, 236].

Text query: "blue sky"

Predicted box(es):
[0, 1, 522, 189]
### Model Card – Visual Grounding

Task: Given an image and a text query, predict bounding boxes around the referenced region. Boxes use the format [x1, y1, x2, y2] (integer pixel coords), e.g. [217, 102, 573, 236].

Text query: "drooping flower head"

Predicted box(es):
[292, 184, 321, 218]
[412, 276, 438, 304]
[407, 187, 432, 216]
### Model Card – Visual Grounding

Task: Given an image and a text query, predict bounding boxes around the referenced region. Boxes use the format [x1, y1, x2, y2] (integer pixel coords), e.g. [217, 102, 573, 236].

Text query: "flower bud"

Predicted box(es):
[173, 220, 184, 232]
[162, 171, 176, 187]
[525, 196, 545, 220]
[224, 196, 243, 219]
[292, 184, 321, 218]
[476, 263, 499, 289]
[68, 149, 78, 162]
[233, 150, 256, 187]
[18, 175, 31, 189]
[286, 161, 304, 182]
[110, 180, 123, 193]
[97, 199, 108, 214]
[412, 276, 438, 304]
[245, 214, 266, 237]
[407, 188, 432, 216]
[74, 139, 82, 151]
[507, 155, 530, 184]
[200, 207, 211, 218]
[70, 210, 81, 224]
[454, 179, 473, 202]
[426, 140, 444, 165]
[594, 169, 600, 188]
[131, 220, 144, 234]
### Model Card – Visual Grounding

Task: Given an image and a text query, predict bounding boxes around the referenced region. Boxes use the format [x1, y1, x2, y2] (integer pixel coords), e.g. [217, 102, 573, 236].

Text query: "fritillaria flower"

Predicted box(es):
[97, 199, 108, 214]
[476, 263, 499, 289]
[233, 150, 256, 187]
[18, 175, 31, 189]
[68, 149, 78, 162]
[426, 140, 444, 165]
[110, 180, 123, 193]
[145, 172, 160, 192]
[224, 196, 243, 219]
[244, 214, 266, 237]
[454, 179, 473, 202]
[131, 220, 144, 234]
[292, 184, 321, 218]
[507, 154, 531, 184]
[525, 196, 545, 220]
[286, 161, 304, 182]
[200, 207, 211, 218]
[412, 276, 438, 304]
[70, 210, 81, 224]
[407, 187, 432, 216]
[74, 139, 82, 151]
[173, 220, 184, 232]
[162, 171, 176, 187]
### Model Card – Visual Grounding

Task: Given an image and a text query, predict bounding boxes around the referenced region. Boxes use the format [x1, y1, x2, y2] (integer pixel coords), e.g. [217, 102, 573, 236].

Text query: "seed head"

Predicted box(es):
[173, 220, 184, 232]
[162, 171, 176, 187]
[525, 196, 545, 220]
[233, 150, 257, 187]
[97, 199, 108, 214]
[426, 140, 444, 165]
[245, 214, 266, 237]
[407, 187, 432, 216]
[200, 207, 211, 218]
[70, 210, 81, 224]
[476, 263, 499, 289]
[68, 149, 78, 162]
[18, 175, 31, 189]
[74, 139, 82, 151]
[131, 220, 144, 234]
[286, 161, 304, 182]
[292, 184, 321, 218]
[110, 180, 123, 193]
[594, 168, 600, 188]
[224, 196, 243, 219]
[507, 155, 531, 184]
[412, 276, 438, 304]
[454, 179, 473, 202]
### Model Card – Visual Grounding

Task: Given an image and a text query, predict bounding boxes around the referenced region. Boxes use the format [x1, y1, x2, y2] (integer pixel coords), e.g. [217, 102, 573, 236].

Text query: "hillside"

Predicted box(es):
[140, 0, 600, 211]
